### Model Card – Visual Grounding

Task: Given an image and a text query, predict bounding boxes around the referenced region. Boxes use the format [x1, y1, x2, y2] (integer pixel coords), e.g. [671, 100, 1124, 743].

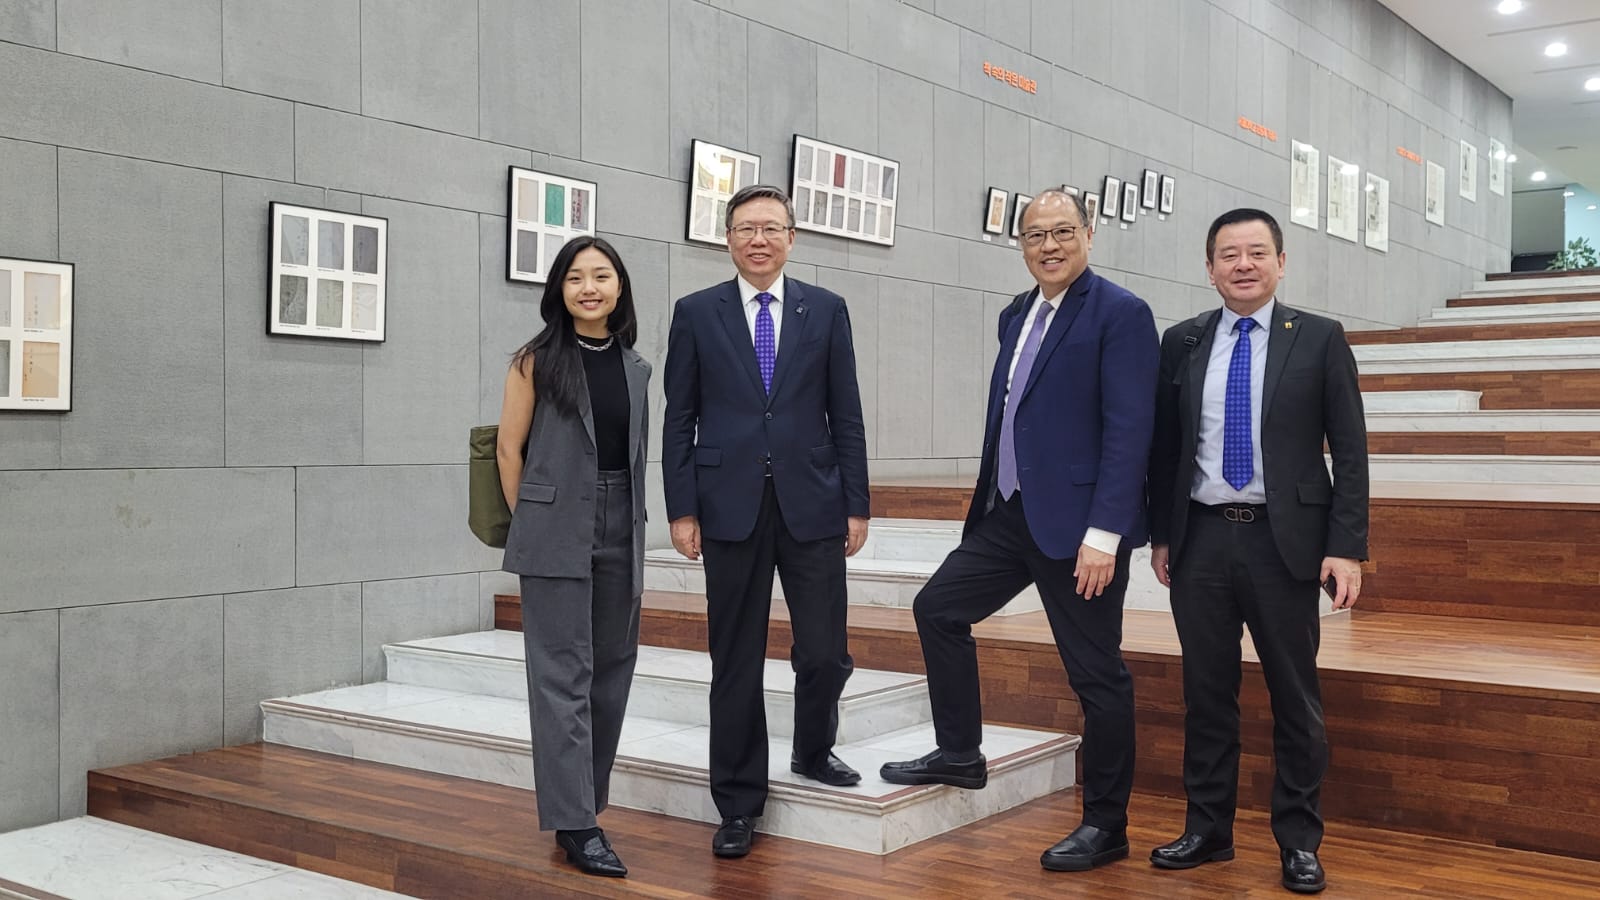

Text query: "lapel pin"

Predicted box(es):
[795, 304, 806, 316]
[1284, 321, 1293, 329]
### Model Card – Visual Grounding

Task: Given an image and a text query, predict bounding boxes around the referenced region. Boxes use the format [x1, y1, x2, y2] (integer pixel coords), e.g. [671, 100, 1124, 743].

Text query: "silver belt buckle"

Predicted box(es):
[1224, 506, 1256, 523]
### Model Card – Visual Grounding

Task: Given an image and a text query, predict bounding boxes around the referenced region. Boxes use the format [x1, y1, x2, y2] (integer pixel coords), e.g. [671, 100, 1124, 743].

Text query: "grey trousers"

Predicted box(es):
[520, 469, 642, 831]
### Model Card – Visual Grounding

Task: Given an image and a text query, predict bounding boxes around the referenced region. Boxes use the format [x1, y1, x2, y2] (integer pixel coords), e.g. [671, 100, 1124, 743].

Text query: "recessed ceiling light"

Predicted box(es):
[1546, 42, 1568, 58]
[1587, 77, 1600, 92]
[1531, 170, 1548, 182]
[1507, 154, 1518, 163]
[1566, 191, 1577, 197]
[1496, 0, 1523, 12]
[1589, 205, 1598, 211]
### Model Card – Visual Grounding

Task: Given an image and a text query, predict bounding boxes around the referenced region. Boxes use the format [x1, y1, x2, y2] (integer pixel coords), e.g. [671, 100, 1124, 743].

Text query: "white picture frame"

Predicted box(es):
[688, 140, 761, 247]
[1364, 172, 1390, 253]
[790, 135, 899, 246]
[1459, 140, 1478, 202]
[1426, 160, 1446, 225]
[269, 202, 388, 342]
[1489, 138, 1507, 197]
[1326, 156, 1360, 243]
[0, 257, 74, 410]
[1290, 140, 1320, 230]
[508, 167, 597, 284]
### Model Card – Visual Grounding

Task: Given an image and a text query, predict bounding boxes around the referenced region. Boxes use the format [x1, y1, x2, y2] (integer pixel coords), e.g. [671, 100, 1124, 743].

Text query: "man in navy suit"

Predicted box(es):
[880, 190, 1159, 873]
[662, 184, 870, 859]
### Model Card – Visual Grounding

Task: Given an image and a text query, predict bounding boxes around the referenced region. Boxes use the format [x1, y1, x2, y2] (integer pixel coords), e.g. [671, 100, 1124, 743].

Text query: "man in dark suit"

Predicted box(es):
[879, 190, 1159, 873]
[1146, 208, 1368, 894]
[662, 184, 870, 859]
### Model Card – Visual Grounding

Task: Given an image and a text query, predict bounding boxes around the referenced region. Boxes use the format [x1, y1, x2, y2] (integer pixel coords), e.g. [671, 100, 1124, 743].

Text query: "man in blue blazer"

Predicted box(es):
[662, 185, 870, 859]
[880, 190, 1159, 873]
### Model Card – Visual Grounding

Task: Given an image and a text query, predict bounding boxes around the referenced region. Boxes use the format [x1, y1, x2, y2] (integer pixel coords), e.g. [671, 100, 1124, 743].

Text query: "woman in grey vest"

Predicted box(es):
[497, 236, 650, 878]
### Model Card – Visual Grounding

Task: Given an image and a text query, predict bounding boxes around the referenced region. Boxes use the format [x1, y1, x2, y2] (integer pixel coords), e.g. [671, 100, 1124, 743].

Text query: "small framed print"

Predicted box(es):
[1059, 184, 1081, 196]
[1488, 137, 1507, 196]
[269, 202, 387, 342]
[508, 167, 597, 284]
[1365, 172, 1390, 253]
[1159, 175, 1176, 215]
[790, 135, 899, 245]
[1425, 160, 1446, 225]
[1084, 192, 1101, 223]
[1325, 156, 1360, 243]
[1102, 176, 1122, 219]
[1011, 193, 1033, 238]
[688, 140, 761, 246]
[983, 187, 1009, 235]
[0, 257, 74, 410]
[1141, 169, 1159, 209]
[1290, 140, 1320, 229]
[1459, 140, 1478, 202]
[1120, 182, 1138, 224]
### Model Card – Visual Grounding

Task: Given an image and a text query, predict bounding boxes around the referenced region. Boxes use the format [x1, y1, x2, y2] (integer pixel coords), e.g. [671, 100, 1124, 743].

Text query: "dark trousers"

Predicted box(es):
[520, 469, 642, 831]
[701, 478, 853, 819]
[912, 491, 1136, 831]
[1169, 503, 1327, 851]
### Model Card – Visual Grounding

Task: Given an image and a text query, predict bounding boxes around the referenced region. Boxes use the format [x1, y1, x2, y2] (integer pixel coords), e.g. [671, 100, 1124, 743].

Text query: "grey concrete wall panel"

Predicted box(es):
[0, 42, 293, 180]
[982, 0, 1031, 51]
[478, 214, 539, 425]
[536, 158, 685, 246]
[1206, 6, 1239, 137]
[668, 0, 749, 179]
[872, 278, 932, 460]
[1234, 27, 1267, 153]
[935, 0, 984, 33]
[1026, 0, 1071, 68]
[930, 285, 985, 459]
[848, 0, 959, 86]
[1127, 104, 1197, 175]
[1142, 0, 1183, 115]
[983, 105, 1031, 200]
[223, 176, 365, 468]
[744, 23, 817, 182]
[362, 573, 481, 681]
[581, 0, 670, 177]
[0, 468, 294, 615]
[0, 610, 60, 831]
[0, 138, 56, 260]
[877, 68, 934, 231]
[706, 0, 847, 51]
[932, 86, 985, 236]
[296, 465, 499, 587]
[294, 106, 533, 216]
[848, 225, 960, 288]
[817, 47, 880, 155]
[957, 29, 1049, 123]
[58, 595, 224, 815]
[223, 584, 362, 744]
[223, 0, 361, 111]
[0, 0, 53, 48]
[58, 0, 220, 83]
[957, 236, 1024, 297]
[812, 268, 880, 459]
[479, 0, 581, 156]
[1029, 120, 1072, 197]
[1052, 70, 1129, 158]
[1068, 0, 1112, 85]
[360, 0, 478, 136]
[57, 152, 225, 468]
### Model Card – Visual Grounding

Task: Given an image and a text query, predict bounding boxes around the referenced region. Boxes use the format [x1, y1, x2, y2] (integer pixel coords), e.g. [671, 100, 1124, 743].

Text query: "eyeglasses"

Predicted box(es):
[729, 223, 791, 241]
[1020, 226, 1081, 247]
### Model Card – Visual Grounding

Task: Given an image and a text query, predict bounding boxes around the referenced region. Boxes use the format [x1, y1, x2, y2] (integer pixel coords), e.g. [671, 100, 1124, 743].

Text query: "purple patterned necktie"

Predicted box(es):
[1223, 317, 1257, 490]
[996, 301, 1054, 499]
[754, 292, 776, 394]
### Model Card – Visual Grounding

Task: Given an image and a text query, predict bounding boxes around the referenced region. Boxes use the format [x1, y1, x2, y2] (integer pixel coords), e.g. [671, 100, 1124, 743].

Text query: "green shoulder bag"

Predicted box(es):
[468, 424, 511, 548]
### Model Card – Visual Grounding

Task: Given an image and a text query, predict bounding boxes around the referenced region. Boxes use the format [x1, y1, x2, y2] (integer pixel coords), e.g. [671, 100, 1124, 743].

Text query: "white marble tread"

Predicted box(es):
[1365, 409, 1600, 431]
[1462, 274, 1600, 295]
[1367, 453, 1600, 485]
[1421, 299, 1600, 325]
[1352, 335, 1600, 373]
[0, 817, 410, 900]
[1361, 390, 1481, 412]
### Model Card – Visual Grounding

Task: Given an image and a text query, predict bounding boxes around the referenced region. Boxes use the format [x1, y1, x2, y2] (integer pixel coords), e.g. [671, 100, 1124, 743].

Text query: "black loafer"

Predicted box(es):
[1040, 823, 1129, 872]
[878, 748, 988, 789]
[790, 751, 861, 786]
[1281, 849, 1326, 893]
[554, 829, 626, 877]
[712, 816, 755, 858]
[1150, 832, 1236, 869]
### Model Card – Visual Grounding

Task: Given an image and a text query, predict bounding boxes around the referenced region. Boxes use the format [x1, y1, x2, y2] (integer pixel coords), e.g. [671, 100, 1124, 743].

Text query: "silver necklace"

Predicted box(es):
[577, 334, 614, 352]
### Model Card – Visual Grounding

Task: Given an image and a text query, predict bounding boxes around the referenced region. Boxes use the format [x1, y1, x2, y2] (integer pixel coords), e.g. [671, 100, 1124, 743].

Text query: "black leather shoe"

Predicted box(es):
[878, 749, 988, 789]
[790, 751, 862, 786]
[712, 816, 755, 858]
[1040, 823, 1130, 872]
[1150, 832, 1236, 869]
[554, 829, 626, 877]
[1281, 849, 1326, 893]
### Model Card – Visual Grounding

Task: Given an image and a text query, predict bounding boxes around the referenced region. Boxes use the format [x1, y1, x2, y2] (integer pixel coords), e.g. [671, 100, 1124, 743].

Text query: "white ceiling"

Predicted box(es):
[1381, 0, 1600, 193]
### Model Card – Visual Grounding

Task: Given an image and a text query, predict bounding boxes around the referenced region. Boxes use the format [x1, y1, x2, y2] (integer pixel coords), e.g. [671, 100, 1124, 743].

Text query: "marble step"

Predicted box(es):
[385, 632, 932, 744]
[1352, 336, 1600, 374]
[1366, 409, 1600, 432]
[0, 816, 407, 899]
[1463, 274, 1600, 296]
[1367, 453, 1600, 485]
[1423, 299, 1600, 326]
[262, 669, 1078, 855]
[1361, 389, 1480, 412]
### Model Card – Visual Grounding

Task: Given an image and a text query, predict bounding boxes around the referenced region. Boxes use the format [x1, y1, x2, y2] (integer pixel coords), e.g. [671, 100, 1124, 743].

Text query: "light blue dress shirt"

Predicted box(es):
[1191, 298, 1274, 505]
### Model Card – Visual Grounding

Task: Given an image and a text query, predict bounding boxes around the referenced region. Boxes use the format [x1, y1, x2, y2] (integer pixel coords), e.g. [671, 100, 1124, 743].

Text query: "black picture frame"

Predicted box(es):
[267, 201, 389, 343]
[1102, 176, 1122, 219]
[1121, 182, 1139, 223]
[0, 255, 76, 411]
[1141, 169, 1159, 209]
[983, 186, 1009, 235]
[1011, 193, 1034, 238]
[1159, 174, 1176, 214]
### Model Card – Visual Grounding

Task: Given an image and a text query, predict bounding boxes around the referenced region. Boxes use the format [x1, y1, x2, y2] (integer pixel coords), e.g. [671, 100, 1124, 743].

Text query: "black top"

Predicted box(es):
[576, 332, 629, 471]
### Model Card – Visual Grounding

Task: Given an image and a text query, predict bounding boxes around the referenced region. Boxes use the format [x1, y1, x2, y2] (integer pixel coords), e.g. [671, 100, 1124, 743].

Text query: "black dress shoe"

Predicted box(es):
[1040, 823, 1130, 872]
[1281, 849, 1326, 893]
[712, 816, 755, 858]
[790, 751, 862, 786]
[878, 749, 988, 789]
[1150, 832, 1236, 869]
[554, 829, 627, 877]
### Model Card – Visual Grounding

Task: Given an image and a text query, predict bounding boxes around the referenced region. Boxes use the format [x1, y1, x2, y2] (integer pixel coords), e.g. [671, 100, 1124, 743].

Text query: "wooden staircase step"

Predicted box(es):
[1446, 290, 1600, 308]
[1361, 370, 1600, 409]
[1348, 321, 1600, 345]
[1364, 432, 1600, 455]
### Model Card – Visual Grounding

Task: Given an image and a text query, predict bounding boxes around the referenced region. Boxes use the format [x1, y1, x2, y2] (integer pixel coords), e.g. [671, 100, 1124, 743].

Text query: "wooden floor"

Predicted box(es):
[89, 744, 1600, 899]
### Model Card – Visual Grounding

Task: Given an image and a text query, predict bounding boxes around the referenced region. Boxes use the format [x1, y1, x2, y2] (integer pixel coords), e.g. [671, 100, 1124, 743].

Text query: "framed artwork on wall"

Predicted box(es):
[1365, 172, 1390, 253]
[1059, 184, 1080, 196]
[1084, 192, 1101, 223]
[1459, 140, 1478, 202]
[984, 187, 1009, 235]
[269, 202, 387, 342]
[507, 167, 597, 284]
[1290, 140, 1320, 229]
[1159, 175, 1176, 215]
[1425, 160, 1446, 225]
[1121, 181, 1138, 223]
[1011, 194, 1034, 238]
[1141, 169, 1159, 209]
[1488, 138, 1507, 197]
[0, 257, 73, 411]
[1325, 157, 1360, 243]
[790, 135, 899, 246]
[688, 140, 761, 247]
[1102, 176, 1122, 219]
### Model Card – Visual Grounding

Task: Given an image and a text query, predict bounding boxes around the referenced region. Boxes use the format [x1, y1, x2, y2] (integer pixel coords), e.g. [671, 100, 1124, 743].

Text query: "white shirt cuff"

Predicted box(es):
[1082, 527, 1121, 556]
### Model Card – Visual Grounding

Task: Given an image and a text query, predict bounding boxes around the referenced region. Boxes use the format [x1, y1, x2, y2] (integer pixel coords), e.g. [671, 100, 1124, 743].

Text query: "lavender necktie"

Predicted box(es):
[754, 292, 776, 394]
[996, 301, 1054, 499]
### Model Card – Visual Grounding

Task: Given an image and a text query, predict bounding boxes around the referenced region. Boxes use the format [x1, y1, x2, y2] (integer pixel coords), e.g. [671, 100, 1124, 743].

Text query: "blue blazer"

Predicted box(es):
[965, 267, 1160, 559]
[661, 276, 870, 543]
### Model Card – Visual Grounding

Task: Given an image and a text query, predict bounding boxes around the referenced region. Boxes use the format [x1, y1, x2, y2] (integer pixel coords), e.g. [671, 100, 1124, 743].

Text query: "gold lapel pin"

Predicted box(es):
[1284, 322, 1293, 329]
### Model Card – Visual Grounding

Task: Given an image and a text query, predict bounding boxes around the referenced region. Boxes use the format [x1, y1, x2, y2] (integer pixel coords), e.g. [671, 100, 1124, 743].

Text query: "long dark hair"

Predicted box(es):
[510, 236, 637, 415]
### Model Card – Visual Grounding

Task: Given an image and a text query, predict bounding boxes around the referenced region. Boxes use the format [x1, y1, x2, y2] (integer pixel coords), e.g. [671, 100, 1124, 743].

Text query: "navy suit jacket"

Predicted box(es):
[965, 267, 1160, 559]
[662, 276, 870, 543]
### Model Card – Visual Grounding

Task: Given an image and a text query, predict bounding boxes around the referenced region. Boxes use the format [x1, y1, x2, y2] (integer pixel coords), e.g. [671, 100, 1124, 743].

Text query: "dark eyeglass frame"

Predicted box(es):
[1020, 225, 1082, 246]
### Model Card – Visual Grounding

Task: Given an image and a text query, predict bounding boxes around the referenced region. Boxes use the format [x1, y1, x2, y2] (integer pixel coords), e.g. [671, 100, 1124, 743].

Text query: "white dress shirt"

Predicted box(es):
[737, 274, 784, 347]
[1003, 288, 1121, 556]
[1191, 298, 1274, 505]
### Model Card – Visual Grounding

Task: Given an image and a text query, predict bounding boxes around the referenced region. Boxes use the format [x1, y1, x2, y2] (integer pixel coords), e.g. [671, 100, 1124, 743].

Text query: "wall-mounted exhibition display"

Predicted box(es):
[1290, 140, 1320, 229]
[1011, 194, 1033, 238]
[1059, 184, 1080, 197]
[1101, 175, 1122, 220]
[507, 167, 596, 284]
[269, 202, 387, 342]
[1120, 182, 1138, 224]
[1425, 160, 1446, 225]
[687, 140, 760, 247]
[0, 257, 73, 410]
[1458, 140, 1478, 202]
[1159, 175, 1176, 215]
[1365, 173, 1390, 253]
[983, 187, 1009, 235]
[1326, 157, 1360, 243]
[1488, 138, 1507, 197]
[791, 136, 898, 245]
[1084, 192, 1101, 223]
[1140, 170, 1159, 210]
